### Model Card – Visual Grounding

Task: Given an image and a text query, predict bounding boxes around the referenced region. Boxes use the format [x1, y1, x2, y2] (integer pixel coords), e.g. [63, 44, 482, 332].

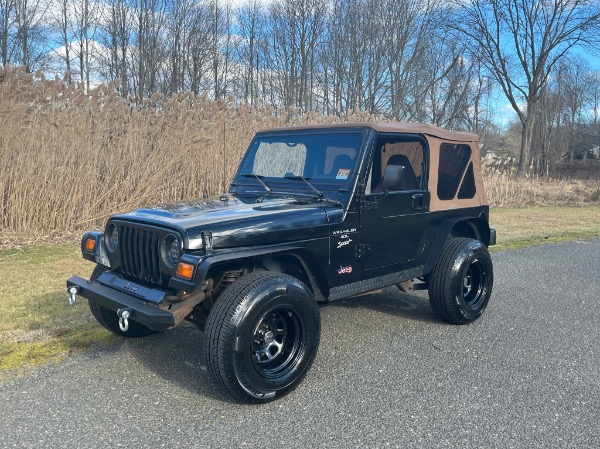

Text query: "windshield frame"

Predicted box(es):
[232, 128, 370, 199]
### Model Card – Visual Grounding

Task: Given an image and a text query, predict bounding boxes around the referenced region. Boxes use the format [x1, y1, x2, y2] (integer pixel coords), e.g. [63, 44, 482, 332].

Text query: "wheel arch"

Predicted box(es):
[196, 247, 329, 302]
[424, 217, 492, 275]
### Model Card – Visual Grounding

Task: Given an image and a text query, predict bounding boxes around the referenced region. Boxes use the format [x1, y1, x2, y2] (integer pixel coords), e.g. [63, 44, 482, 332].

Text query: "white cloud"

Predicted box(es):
[496, 102, 520, 127]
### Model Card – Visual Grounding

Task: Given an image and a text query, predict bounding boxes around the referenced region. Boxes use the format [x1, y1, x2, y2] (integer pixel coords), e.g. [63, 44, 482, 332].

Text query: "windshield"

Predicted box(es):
[237, 132, 364, 185]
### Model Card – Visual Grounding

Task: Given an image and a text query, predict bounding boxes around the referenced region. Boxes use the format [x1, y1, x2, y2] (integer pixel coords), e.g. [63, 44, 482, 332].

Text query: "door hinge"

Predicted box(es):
[354, 244, 372, 258]
[360, 199, 378, 213]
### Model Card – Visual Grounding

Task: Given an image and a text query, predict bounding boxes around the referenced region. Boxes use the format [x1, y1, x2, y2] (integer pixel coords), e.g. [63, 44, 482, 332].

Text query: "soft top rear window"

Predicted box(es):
[437, 143, 472, 200]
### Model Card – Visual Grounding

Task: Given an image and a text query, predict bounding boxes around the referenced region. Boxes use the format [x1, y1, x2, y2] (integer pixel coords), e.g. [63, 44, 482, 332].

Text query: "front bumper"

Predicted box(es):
[66, 275, 175, 331]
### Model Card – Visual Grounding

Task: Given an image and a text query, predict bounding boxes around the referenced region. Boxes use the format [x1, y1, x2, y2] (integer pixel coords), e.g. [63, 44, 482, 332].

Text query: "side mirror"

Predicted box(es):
[382, 164, 405, 191]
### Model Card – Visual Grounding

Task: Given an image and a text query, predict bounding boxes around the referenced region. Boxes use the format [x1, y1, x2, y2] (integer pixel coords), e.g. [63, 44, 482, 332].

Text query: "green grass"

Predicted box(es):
[0, 244, 117, 378]
[0, 329, 115, 377]
[1, 204, 599, 378]
[490, 205, 600, 251]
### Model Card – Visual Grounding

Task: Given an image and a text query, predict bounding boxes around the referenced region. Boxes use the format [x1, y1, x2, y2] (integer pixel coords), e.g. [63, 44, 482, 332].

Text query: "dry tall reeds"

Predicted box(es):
[1, 66, 598, 240]
[481, 165, 599, 207]
[0, 67, 375, 238]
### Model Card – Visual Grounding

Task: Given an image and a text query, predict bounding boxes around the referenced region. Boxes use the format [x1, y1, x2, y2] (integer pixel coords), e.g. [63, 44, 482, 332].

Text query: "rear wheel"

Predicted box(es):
[204, 271, 320, 402]
[88, 264, 158, 338]
[428, 238, 493, 324]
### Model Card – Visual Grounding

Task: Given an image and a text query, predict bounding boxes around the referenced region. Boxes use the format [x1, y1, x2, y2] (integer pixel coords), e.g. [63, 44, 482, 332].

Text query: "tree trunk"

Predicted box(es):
[517, 111, 535, 175]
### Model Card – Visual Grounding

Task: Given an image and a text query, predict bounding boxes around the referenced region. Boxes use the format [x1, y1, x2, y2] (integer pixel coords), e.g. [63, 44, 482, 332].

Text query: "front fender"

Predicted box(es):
[191, 245, 329, 301]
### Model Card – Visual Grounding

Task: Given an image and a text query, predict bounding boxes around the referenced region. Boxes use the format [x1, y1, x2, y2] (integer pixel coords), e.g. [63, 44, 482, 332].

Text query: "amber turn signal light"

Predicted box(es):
[85, 238, 96, 252]
[176, 262, 194, 280]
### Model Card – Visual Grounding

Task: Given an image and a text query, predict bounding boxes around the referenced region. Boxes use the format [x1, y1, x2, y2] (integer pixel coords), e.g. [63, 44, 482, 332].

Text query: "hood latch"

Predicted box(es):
[202, 231, 214, 256]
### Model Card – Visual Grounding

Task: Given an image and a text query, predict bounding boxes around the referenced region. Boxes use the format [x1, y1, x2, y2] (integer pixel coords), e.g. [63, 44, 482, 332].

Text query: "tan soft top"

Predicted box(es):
[258, 122, 479, 143]
[258, 122, 487, 211]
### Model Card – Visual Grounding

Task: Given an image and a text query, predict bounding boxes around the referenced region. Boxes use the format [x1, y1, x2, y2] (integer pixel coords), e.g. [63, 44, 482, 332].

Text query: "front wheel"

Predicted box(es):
[428, 238, 494, 324]
[204, 271, 320, 402]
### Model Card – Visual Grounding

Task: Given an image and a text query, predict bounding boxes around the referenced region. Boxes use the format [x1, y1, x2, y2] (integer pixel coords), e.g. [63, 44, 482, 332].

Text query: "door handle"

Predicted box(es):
[412, 194, 424, 210]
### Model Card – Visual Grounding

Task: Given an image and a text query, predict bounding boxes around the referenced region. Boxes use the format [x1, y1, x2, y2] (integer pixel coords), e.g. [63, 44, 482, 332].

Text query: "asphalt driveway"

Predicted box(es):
[1, 239, 599, 448]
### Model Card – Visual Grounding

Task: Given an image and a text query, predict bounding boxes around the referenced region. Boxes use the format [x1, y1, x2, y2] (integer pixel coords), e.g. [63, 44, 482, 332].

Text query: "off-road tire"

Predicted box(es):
[204, 271, 320, 403]
[88, 264, 158, 338]
[428, 238, 493, 324]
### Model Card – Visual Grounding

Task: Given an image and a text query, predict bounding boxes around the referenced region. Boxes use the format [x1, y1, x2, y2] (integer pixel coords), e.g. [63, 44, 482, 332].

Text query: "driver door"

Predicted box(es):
[358, 136, 430, 269]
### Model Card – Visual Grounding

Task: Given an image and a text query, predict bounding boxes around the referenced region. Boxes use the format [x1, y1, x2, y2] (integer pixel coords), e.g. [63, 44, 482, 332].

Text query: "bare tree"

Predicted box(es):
[13, 0, 50, 71]
[1, 0, 16, 66]
[50, 0, 71, 78]
[98, 0, 131, 96]
[562, 58, 593, 160]
[322, 0, 389, 116]
[71, 0, 99, 91]
[449, 0, 600, 174]
[590, 71, 600, 155]
[535, 57, 597, 173]
[209, 0, 234, 99]
[385, 0, 440, 121]
[236, 0, 265, 106]
[537, 72, 565, 174]
[422, 46, 482, 130]
[186, 1, 213, 95]
[266, 0, 326, 112]
[131, 0, 167, 98]
[164, 0, 198, 94]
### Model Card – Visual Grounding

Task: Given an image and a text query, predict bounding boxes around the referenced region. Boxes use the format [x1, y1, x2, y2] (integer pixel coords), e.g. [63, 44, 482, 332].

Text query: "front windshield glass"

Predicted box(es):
[238, 132, 364, 184]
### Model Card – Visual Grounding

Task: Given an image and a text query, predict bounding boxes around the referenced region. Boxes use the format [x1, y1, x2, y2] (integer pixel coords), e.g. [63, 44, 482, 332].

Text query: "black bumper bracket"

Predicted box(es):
[66, 276, 175, 331]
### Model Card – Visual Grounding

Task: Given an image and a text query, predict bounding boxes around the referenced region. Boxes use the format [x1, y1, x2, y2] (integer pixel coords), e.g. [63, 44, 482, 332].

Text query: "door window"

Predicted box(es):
[369, 139, 424, 193]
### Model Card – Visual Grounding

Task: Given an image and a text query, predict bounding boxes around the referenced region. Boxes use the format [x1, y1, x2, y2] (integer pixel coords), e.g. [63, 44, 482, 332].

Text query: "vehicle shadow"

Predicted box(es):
[109, 287, 440, 401]
[120, 323, 239, 403]
[324, 286, 442, 324]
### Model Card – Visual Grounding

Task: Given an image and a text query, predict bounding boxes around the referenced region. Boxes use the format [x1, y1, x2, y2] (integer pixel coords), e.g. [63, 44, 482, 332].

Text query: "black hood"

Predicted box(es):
[111, 195, 343, 250]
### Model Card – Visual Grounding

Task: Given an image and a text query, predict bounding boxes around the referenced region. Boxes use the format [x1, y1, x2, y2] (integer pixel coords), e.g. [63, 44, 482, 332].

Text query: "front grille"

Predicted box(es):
[118, 225, 163, 285]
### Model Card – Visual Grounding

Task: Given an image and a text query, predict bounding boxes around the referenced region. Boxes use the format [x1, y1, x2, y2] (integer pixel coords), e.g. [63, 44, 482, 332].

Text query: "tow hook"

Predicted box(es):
[67, 287, 79, 305]
[117, 308, 132, 332]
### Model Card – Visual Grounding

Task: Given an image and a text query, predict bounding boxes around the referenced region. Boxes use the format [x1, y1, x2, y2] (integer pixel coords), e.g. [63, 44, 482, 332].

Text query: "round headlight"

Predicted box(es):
[105, 223, 119, 252]
[161, 234, 181, 268]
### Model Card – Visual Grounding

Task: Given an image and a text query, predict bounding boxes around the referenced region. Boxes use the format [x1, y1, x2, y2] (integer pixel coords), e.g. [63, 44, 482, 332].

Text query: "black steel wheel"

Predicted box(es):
[428, 238, 493, 324]
[88, 264, 158, 338]
[251, 307, 304, 376]
[204, 271, 320, 402]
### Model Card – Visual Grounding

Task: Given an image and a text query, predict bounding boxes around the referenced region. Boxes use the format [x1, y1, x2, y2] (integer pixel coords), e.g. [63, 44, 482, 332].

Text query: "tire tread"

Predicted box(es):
[428, 238, 491, 324]
[204, 271, 319, 402]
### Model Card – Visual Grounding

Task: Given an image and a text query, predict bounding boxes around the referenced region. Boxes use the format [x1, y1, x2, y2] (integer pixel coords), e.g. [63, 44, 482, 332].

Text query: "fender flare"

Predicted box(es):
[193, 246, 329, 301]
[423, 217, 491, 275]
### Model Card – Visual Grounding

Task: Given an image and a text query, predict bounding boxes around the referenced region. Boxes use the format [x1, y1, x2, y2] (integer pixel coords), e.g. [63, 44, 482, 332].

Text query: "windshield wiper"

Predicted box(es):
[284, 175, 324, 199]
[241, 173, 271, 192]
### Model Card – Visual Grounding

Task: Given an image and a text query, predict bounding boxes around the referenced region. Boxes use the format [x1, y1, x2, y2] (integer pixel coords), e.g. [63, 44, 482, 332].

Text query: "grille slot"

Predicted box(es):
[118, 225, 163, 285]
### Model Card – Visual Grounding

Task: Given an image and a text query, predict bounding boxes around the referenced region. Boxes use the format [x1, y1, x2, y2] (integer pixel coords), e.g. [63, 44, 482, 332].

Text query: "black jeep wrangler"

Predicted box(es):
[67, 122, 495, 402]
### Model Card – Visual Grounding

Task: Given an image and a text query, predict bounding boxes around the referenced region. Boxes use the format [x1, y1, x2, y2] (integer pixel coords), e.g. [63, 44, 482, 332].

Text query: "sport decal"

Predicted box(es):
[337, 239, 352, 249]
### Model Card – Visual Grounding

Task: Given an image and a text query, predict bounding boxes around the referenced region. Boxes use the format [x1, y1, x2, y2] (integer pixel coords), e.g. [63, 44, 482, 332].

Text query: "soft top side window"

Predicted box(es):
[437, 143, 472, 200]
